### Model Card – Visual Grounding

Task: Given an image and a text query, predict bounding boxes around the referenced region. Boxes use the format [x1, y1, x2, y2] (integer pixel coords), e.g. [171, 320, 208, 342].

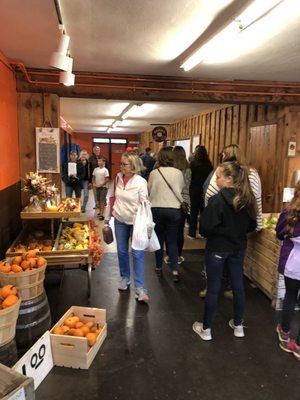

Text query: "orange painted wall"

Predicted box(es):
[0, 51, 19, 190]
[73, 132, 139, 154]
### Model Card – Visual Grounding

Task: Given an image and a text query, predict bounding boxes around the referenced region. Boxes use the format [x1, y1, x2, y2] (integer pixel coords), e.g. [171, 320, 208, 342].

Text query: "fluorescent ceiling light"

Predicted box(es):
[122, 105, 140, 120]
[99, 119, 115, 125]
[181, 0, 288, 71]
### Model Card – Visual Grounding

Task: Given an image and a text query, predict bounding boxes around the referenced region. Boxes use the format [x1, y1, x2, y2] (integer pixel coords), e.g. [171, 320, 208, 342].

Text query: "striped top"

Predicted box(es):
[205, 168, 263, 231]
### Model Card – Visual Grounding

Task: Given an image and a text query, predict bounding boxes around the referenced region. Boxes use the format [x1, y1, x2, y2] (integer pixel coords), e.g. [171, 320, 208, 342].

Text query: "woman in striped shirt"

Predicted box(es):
[205, 144, 263, 231]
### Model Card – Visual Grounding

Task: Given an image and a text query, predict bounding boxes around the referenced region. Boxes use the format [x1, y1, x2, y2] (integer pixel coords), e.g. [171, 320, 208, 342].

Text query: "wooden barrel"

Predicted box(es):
[15, 291, 51, 356]
[0, 339, 18, 367]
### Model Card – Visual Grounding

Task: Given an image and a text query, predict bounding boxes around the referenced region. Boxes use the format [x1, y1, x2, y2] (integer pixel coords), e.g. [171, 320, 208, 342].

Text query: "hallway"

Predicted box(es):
[38, 250, 299, 400]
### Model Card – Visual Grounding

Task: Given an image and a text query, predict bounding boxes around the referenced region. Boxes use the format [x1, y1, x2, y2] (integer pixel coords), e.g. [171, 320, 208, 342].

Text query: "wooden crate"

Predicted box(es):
[50, 306, 107, 369]
[244, 229, 281, 302]
[20, 198, 81, 219]
[52, 221, 90, 257]
[0, 363, 34, 400]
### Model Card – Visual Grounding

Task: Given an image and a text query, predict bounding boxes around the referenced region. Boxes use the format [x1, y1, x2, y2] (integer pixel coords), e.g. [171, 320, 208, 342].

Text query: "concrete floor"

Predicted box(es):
[37, 250, 299, 400]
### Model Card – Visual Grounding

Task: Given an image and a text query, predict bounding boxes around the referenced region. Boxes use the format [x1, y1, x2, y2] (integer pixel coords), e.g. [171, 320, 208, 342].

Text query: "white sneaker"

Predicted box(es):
[178, 256, 185, 264]
[229, 319, 245, 337]
[118, 277, 131, 291]
[192, 322, 212, 341]
[164, 256, 170, 264]
[135, 287, 149, 302]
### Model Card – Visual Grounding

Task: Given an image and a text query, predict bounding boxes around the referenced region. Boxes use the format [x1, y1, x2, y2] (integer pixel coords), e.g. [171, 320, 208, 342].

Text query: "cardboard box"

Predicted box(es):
[50, 306, 107, 369]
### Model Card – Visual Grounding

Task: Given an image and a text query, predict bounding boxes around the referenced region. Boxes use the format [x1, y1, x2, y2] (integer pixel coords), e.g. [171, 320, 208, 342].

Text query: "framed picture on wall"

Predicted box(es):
[36, 127, 60, 173]
[192, 134, 201, 152]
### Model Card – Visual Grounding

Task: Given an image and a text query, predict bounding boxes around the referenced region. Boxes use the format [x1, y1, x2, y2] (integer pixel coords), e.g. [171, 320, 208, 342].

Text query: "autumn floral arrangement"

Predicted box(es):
[88, 219, 104, 267]
[23, 172, 59, 210]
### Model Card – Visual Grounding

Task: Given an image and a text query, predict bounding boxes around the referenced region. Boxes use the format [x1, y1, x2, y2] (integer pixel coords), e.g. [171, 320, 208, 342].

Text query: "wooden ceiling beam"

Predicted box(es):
[15, 69, 300, 105]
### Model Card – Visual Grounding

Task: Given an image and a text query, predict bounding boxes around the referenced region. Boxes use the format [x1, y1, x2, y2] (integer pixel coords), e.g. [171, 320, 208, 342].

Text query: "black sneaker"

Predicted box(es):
[99, 216, 104, 221]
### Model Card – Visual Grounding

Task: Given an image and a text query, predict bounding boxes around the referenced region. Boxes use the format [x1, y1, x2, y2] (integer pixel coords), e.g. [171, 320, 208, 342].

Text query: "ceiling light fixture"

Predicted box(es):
[121, 104, 140, 120]
[49, 25, 71, 71]
[107, 127, 112, 133]
[59, 57, 75, 86]
[180, 0, 285, 71]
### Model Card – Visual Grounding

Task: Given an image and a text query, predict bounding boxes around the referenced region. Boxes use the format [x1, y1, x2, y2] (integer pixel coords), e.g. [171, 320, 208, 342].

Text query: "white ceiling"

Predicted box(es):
[0, 0, 300, 134]
[60, 98, 214, 134]
[0, 0, 299, 81]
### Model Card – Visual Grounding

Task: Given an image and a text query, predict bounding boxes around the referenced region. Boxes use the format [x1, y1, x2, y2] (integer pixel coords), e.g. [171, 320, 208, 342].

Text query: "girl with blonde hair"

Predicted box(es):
[193, 161, 257, 341]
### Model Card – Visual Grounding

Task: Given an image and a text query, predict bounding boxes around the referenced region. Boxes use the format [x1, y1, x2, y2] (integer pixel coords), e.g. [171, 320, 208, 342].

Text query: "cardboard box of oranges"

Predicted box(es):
[50, 306, 107, 369]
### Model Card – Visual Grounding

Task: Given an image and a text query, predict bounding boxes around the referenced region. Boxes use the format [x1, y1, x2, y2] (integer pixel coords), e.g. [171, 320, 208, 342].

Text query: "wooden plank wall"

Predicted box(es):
[140, 104, 300, 212]
[18, 93, 61, 207]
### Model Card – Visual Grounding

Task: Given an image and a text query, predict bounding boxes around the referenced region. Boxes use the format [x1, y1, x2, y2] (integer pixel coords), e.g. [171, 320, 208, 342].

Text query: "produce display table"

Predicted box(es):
[6, 204, 94, 298]
[244, 228, 282, 308]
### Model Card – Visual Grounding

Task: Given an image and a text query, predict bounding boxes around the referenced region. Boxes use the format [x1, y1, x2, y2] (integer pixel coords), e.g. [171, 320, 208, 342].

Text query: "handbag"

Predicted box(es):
[157, 168, 189, 215]
[102, 224, 114, 244]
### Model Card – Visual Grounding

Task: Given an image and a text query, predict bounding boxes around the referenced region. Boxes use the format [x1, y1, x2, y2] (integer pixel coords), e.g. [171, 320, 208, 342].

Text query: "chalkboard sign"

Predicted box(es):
[36, 128, 60, 173]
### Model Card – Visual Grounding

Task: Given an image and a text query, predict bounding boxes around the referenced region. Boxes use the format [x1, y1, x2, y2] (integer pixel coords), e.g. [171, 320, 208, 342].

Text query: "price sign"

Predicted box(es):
[14, 331, 54, 390]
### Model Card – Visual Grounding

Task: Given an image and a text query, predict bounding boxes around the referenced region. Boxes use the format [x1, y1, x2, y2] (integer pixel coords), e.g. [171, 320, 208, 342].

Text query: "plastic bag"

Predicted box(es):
[132, 202, 159, 251]
[284, 237, 300, 280]
[145, 225, 160, 252]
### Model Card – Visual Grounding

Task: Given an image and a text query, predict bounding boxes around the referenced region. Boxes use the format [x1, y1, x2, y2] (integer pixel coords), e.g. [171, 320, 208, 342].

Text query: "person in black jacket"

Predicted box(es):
[188, 146, 213, 238]
[62, 151, 85, 199]
[193, 161, 257, 341]
[78, 150, 92, 212]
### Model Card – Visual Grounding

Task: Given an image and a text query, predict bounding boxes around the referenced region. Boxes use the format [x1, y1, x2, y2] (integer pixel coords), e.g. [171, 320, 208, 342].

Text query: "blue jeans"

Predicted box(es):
[151, 207, 181, 271]
[203, 249, 246, 329]
[65, 184, 81, 198]
[81, 180, 89, 209]
[114, 219, 145, 289]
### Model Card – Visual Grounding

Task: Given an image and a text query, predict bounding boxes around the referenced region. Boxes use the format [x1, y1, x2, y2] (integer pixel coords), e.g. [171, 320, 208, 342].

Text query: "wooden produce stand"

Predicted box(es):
[244, 228, 281, 308]
[7, 202, 94, 298]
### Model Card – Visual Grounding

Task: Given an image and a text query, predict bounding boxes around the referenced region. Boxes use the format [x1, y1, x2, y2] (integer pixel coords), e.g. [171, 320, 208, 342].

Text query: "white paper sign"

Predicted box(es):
[14, 331, 53, 390]
[8, 388, 26, 400]
[68, 162, 77, 177]
[283, 187, 295, 203]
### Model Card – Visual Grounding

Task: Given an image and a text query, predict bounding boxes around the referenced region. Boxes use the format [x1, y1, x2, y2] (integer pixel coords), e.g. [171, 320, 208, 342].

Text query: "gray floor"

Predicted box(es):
[37, 251, 299, 400]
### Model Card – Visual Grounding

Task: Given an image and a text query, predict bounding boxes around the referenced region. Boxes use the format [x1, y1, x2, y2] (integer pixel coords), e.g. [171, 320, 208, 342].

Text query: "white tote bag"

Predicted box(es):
[132, 202, 160, 251]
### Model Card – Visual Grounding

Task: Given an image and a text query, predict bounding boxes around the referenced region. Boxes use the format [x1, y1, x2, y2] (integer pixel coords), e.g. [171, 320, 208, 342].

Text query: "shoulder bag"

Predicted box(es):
[157, 168, 189, 215]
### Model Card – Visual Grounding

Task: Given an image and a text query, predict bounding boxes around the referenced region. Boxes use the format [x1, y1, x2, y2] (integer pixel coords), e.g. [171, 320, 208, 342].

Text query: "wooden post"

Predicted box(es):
[18, 93, 61, 207]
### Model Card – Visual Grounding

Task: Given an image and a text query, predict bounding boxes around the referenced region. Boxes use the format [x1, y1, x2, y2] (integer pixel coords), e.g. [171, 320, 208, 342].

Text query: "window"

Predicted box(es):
[93, 138, 109, 143]
[111, 138, 127, 144]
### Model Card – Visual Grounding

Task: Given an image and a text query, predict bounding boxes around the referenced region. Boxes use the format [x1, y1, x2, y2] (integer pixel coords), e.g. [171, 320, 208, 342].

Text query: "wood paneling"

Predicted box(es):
[18, 93, 61, 207]
[140, 103, 300, 212]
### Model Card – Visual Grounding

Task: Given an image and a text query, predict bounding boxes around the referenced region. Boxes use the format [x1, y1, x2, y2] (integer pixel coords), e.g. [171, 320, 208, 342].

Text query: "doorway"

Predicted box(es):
[248, 124, 277, 213]
[93, 137, 128, 178]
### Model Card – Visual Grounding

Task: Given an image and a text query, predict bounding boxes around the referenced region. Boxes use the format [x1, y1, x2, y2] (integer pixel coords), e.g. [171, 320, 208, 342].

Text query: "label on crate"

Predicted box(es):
[8, 387, 26, 400]
[13, 331, 54, 390]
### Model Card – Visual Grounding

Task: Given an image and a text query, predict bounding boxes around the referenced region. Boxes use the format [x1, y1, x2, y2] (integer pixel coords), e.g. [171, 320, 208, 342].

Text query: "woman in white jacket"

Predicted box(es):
[105, 152, 149, 302]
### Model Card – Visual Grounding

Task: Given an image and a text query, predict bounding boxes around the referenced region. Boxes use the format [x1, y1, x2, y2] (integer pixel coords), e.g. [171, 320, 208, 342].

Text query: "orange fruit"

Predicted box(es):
[86, 332, 97, 346]
[36, 257, 46, 268]
[75, 321, 84, 329]
[21, 260, 30, 270]
[2, 294, 19, 308]
[90, 326, 97, 333]
[1, 285, 17, 299]
[73, 329, 84, 337]
[12, 256, 22, 265]
[85, 321, 94, 329]
[64, 316, 80, 328]
[0, 262, 11, 273]
[81, 326, 90, 336]
[12, 264, 23, 273]
[61, 325, 70, 334]
[28, 258, 37, 269]
[95, 328, 102, 336]
[53, 326, 64, 335]
[26, 250, 37, 259]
